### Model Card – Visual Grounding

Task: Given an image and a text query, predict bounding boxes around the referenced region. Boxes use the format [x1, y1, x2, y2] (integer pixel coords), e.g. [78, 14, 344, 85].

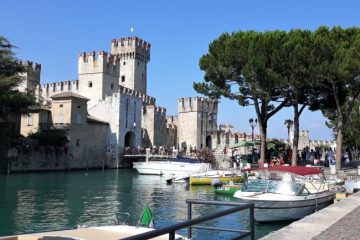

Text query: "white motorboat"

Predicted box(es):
[0, 225, 178, 240]
[133, 157, 212, 175]
[1, 206, 186, 240]
[233, 166, 335, 222]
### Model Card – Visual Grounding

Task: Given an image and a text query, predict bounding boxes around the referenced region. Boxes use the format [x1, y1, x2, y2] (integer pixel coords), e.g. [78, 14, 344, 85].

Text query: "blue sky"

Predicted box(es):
[2, 0, 359, 140]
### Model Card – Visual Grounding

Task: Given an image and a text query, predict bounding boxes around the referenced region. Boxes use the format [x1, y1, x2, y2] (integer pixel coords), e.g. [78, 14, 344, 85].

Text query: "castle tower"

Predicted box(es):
[177, 97, 218, 151]
[111, 37, 150, 95]
[141, 105, 167, 147]
[78, 51, 120, 107]
[18, 61, 41, 94]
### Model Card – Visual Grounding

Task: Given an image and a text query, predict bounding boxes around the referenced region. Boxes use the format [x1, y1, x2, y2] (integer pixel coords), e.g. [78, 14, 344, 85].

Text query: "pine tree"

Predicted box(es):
[0, 36, 35, 119]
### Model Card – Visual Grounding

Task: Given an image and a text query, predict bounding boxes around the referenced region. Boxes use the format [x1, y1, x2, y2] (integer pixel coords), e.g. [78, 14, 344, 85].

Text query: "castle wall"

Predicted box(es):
[36, 80, 79, 102]
[50, 97, 87, 126]
[20, 109, 51, 137]
[165, 116, 178, 148]
[141, 105, 167, 147]
[11, 122, 110, 171]
[20, 112, 41, 137]
[88, 90, 142, 167]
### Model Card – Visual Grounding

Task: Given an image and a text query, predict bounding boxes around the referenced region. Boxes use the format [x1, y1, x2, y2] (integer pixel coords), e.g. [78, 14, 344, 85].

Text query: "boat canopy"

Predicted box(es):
[242, 166, 322, 176]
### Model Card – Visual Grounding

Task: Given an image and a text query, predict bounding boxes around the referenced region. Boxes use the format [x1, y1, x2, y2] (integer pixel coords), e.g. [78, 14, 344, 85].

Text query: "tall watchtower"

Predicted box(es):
[18, 61, 41, 94]
[111, 37, 150, 95]
[77, 51, 120, 107]
[177, 97, 218, 151]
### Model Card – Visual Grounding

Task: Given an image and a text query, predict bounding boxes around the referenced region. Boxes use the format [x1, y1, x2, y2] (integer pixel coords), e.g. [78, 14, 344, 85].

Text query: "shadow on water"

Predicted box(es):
[0, 169, 291, 239]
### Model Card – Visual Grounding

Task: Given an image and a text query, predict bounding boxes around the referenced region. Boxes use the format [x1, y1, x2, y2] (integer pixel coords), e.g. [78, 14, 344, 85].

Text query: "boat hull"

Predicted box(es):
[190, 176, 242, 185]
[1, 225, 182, 240]
[234, 191, 335, 222]
[133, 161, 211, 175]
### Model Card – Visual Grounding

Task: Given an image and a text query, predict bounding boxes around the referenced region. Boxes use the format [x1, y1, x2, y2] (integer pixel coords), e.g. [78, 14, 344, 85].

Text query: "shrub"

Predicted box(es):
[29, 129, 68, 147]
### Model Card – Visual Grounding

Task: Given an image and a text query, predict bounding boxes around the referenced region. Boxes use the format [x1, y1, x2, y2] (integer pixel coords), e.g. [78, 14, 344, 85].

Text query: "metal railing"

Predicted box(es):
[121, 199, 255, 240]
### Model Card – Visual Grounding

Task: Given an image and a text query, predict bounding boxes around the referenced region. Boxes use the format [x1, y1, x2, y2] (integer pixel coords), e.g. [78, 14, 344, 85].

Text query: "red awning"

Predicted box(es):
[242, 166, 322, 176]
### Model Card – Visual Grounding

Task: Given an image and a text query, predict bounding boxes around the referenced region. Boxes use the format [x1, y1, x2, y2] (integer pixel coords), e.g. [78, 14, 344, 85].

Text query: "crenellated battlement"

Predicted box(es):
[36, 80, 79, 101]
[111, 36, 150, 62]
[119, 85, 155, 105]
[300, 130, 310, 138]
[178, 97, 218, 113]
[144, 105, 167, 117]
[78, 51, 120, 76]
[20, 60, 41, 73]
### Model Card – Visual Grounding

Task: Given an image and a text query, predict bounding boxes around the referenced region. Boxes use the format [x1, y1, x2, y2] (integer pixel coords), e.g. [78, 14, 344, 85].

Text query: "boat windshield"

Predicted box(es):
[242, 179, 305, 196]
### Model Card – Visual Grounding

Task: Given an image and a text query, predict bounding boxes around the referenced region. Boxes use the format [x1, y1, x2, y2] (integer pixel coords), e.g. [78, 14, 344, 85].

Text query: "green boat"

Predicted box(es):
[214, 184, 242, 195]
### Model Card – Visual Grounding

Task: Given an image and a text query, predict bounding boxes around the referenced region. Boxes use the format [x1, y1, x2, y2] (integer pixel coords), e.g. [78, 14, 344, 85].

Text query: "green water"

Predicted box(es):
[0, 169, 289, 239]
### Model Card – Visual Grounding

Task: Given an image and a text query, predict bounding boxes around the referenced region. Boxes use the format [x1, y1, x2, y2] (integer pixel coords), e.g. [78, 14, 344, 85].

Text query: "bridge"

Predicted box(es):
[123, 148, 179, 162]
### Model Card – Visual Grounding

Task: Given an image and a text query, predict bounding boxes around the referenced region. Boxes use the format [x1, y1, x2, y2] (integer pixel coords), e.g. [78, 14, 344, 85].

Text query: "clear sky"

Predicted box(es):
[2, 0, 359, 140]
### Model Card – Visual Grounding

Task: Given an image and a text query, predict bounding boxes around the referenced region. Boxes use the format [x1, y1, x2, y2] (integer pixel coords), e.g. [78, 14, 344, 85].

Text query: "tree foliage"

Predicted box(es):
[310, 26, 360, 170]
[0, 36, 35, 119]
[194, 31, 289, 165]
[196, 147, 217, 168]
[29, 129, 68, 147]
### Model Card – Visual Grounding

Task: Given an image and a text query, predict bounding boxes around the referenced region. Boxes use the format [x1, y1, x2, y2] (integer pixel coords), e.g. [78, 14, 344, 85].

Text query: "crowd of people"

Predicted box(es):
[124, 144, 353, 168]
[123, 146, 173, 156]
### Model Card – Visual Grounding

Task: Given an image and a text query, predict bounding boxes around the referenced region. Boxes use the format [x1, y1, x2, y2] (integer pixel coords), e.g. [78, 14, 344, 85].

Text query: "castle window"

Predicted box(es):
[60, 104, 63, 108]
[88, 81, 93, 88]
[125, 98, 130, 128]
[137, 61, 139, 66]
[77, 105, 81, 109]
[123, 61, 126, 65]
[76, 139, 80, 147]
[76, 113, 82, 124]
[121, 76, 125, 82]
[58, 113, 64, 124]
[134, 101, 137, 124]
[189, 98, 193, 107]
[27, 114, 33, 126]
[111, 83, 114, 89]
[182, 99, 185, 108]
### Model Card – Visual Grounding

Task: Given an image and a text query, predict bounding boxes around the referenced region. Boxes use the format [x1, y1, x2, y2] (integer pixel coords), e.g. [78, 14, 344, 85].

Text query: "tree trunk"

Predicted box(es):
[335, 126, 344, 171]
[258, 120, 267, 167]
[292, 106, 300, 166]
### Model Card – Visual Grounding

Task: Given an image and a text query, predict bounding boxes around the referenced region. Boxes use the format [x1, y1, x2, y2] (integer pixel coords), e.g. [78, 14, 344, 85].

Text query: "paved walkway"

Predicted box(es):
[261, 191, 360, 240]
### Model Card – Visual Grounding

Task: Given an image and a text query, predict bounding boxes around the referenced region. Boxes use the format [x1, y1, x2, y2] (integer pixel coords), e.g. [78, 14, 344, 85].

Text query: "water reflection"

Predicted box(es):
[0, 170, 289, 239]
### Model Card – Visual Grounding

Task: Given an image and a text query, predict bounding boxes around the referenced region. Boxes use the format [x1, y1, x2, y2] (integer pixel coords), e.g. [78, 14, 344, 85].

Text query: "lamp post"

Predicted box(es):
[249, 118, 258, 163]
[249, 118, 258, 141]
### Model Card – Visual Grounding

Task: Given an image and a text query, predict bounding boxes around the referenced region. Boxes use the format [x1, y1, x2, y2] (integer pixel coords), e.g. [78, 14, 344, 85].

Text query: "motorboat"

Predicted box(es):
[233, 166, 335, 222]
[189, 170, 242, 185]
[0, 206, 186, 240]
[0, 225, 180, 240]
[214, 182, 243, 195]
[164, 173, 190, 184]
[133, 157, 212, 175]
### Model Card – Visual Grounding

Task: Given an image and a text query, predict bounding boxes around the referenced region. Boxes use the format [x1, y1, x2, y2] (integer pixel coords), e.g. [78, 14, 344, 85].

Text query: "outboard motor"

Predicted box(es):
[211, 178, 223, 188]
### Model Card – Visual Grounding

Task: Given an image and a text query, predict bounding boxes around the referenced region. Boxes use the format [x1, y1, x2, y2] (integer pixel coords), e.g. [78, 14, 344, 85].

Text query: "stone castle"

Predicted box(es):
[15, 36, 219, 170]
[13, 36, 335, 171]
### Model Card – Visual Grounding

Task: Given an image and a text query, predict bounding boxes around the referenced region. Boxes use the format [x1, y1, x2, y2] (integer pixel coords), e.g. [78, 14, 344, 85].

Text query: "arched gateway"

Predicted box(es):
[124, 131, 136, 147]
[206, 136, 212, 149]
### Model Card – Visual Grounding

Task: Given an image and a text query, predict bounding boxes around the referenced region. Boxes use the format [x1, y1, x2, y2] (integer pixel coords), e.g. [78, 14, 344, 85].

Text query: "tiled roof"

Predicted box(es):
[51, 92, 89, 101]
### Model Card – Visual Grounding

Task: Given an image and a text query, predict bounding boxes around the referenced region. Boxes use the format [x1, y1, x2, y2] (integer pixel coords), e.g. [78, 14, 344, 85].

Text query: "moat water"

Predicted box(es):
[0, 169, 290, 239]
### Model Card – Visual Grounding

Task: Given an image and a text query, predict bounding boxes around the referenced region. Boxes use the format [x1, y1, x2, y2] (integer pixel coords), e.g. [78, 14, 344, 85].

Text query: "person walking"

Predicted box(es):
[328, 148, 335, 166]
